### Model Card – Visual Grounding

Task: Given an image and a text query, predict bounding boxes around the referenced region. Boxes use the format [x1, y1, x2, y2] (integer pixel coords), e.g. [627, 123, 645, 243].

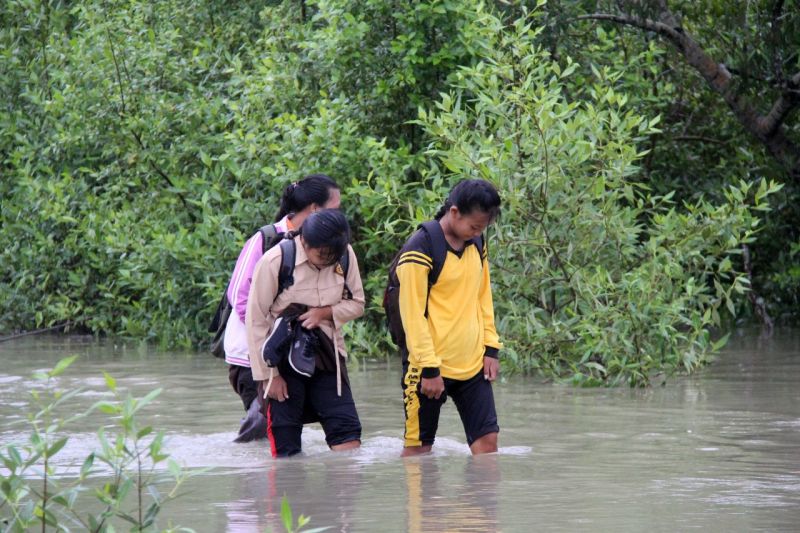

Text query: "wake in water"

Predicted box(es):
[1, 425, 532, 480]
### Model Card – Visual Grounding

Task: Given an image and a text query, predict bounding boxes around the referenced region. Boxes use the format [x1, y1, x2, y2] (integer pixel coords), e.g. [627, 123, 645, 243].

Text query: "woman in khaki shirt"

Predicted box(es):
[246, 209, 365, 457]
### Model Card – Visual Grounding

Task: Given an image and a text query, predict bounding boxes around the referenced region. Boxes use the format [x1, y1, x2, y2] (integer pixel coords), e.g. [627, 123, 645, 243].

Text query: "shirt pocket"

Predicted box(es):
[277, 284, 320, 308]
[317, 276, 345, 307]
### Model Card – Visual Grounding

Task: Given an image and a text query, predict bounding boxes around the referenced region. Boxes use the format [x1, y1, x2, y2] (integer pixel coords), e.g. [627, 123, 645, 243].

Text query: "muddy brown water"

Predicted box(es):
[1, 329, 798, 532]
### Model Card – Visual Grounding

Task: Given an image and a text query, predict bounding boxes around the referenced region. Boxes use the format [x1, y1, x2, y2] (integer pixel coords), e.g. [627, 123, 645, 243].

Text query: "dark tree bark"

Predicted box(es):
[578, 1, 800, 182]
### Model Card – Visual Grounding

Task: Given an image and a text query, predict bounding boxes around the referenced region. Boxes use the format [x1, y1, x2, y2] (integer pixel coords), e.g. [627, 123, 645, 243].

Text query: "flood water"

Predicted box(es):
[1, 329, 799, 532]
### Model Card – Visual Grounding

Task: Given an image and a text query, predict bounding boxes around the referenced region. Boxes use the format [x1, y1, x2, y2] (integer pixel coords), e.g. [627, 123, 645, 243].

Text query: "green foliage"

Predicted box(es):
[412, 13, 780, 385]
[0, 0, 788, 384]
[539, 0, 800, 320]
[0, 357, 193, 531]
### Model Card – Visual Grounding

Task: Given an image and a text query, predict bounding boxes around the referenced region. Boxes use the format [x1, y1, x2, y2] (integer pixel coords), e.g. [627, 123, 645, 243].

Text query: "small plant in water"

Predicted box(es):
[276, 494, 330, 533]
[0, 356, 193, 531]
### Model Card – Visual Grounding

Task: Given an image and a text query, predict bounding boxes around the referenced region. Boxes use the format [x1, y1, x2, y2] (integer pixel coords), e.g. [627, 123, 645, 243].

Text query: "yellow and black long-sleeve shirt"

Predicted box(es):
[396, 227, 502, 380]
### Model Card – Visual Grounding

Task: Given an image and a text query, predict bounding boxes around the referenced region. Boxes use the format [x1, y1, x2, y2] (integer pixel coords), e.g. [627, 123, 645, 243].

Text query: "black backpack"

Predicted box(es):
[382, 220, 482, 358]
[209, 227, 350, 358]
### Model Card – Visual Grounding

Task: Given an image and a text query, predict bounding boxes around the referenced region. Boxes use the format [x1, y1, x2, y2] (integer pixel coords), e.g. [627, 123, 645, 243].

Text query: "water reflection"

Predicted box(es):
[220, 452, 503, 533]
[224, 455, 363, 533]
[405, 455, 500, 533]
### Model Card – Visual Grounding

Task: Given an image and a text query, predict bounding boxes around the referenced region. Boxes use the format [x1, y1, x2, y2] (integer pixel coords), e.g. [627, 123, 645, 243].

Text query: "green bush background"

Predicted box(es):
[2, 0, 796, 385]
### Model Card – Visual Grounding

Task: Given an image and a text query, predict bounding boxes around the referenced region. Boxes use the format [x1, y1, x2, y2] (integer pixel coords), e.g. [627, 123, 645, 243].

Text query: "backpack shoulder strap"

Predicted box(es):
[419, 220, 448, 286]
[473, 233, 485, 264]
[277, 238, 296, 295]
[259, 224, 280, 254]
[339, 246, 352, 299]
[339, 247, 350, 278]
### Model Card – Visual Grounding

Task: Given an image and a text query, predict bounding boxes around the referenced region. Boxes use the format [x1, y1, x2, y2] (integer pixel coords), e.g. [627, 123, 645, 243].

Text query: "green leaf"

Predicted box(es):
[103, 371, 117, 392]
[281, 495, 293, 532]
[51, 355, 78, 377]
[167, 458, 182, 477]
[46, 437, 69, 457]
[80, 452, 95, 478]
[94, 401, 118, 415]
[711, 332, 731, 351]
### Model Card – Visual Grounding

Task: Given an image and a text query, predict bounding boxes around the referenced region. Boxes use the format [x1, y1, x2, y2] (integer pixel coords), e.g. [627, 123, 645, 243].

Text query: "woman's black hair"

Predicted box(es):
[274, 173, 340, 222]
[299, 209, 350, 266]
[434, 179, 502, 221]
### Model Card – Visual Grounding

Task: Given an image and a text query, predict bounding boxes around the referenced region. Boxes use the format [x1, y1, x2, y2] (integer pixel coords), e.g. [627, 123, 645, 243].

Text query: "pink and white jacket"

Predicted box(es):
[223, 216, 292, 366]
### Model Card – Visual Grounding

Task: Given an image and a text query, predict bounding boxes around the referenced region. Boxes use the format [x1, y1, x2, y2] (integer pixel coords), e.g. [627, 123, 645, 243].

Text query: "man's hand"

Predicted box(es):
[420, 376, 445, 399]
[483, 356, 499, 382]
[266, 374, 289, 402]
[299, 306, 332, 329]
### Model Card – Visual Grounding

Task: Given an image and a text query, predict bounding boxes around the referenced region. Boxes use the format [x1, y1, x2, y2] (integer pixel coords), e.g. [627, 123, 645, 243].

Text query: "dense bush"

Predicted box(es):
[0, 1, 783, 384]
[408, 14, 780, 385]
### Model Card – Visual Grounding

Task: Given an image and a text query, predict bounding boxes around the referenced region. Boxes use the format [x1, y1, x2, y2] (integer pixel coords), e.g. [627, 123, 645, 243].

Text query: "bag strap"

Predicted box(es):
[338, 248, 352, 299]
[339, 248, 350, 278]
[277, 239, 296, 295]
[275, 237, 352, 300]
[419, 221, 448, 286]
[474, 233, 485, 263]
[417, 221, 448, 317]
[259, 224, 280, 254]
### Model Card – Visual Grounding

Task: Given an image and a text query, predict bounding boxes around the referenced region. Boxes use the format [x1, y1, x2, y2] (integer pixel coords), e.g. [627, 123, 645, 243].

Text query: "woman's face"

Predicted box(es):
[450, 207, 492, 241]
[301, 238, 337, 269]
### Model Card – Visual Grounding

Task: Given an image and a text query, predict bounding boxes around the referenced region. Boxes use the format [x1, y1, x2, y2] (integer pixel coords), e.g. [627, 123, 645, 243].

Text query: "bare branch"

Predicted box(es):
[742, 244, 774, 334]
[577, 13, 683, 43]
[577, 10, 800, 181]
[759, 70, 800, 137]
[674, 135, 728, 146]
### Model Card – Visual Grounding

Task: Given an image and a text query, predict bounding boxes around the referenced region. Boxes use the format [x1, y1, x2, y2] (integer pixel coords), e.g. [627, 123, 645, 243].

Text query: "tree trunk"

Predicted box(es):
[578, 8, 800, 181]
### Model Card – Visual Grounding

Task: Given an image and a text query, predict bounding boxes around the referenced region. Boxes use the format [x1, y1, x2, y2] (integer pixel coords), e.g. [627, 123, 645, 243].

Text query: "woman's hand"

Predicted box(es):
[420, 376, 445, 399]
[266, 374, 289, 402]
[483, 356, 499, 382]
[299, 306, 332, 329]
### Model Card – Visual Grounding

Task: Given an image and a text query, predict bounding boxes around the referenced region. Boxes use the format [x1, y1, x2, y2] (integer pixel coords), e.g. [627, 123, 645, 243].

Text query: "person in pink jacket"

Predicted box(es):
[225, 174, 341, 442]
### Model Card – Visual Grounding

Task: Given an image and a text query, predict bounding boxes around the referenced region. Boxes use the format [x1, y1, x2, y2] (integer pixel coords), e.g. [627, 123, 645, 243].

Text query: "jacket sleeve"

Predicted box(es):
[396, 249, 440, 373]
[331, 245, 365, 328]
[227, 232, 264, 323]
[245, 249, 280, 381]
[479, 243, 502, 357]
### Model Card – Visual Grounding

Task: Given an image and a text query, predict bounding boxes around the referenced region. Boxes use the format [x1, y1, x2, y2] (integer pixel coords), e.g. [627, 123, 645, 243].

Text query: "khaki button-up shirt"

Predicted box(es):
[245, 240, 365, 381]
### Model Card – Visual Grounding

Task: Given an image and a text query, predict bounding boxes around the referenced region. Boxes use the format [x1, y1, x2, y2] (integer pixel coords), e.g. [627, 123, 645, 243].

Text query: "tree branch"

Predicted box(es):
[759, 70, 800, 137]
[674, 135, 728, 146]
[742, 244, 774, 334]
[578, 10, 800, 181]
[576, 13, 682, 43]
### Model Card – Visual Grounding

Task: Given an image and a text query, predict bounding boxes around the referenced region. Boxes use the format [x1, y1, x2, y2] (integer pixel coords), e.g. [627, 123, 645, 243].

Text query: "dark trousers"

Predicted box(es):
[262, 363, 361, 457]
[229, 364, 259, 411]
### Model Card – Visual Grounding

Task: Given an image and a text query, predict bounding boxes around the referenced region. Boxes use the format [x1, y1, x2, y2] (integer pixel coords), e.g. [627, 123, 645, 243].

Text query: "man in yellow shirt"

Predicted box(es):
[396, 179, 503, 456]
